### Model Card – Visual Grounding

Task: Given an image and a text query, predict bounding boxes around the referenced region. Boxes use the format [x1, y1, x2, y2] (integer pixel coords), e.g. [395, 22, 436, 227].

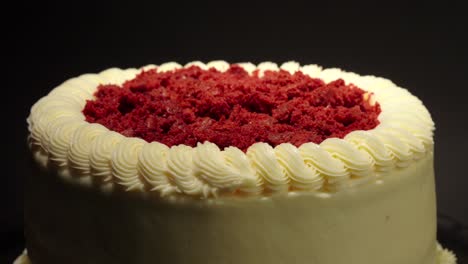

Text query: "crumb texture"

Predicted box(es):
[83, 65, 380, 150]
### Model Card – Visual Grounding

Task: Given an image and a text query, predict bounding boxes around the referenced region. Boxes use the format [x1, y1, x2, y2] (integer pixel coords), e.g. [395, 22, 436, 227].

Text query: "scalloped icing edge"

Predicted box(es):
[27, 61, 435, 198]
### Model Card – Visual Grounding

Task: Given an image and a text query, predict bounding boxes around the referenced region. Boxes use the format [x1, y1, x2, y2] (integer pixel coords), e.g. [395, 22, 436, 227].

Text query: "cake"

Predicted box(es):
[19, 61, 456, 264]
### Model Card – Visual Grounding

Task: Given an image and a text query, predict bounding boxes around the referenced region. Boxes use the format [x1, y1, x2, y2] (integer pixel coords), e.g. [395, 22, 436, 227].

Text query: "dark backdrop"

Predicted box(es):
[4, 1, 467, 262]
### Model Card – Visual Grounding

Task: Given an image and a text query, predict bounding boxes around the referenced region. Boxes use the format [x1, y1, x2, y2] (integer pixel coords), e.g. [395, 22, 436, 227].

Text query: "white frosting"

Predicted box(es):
[27, 61, 435, 198]
[157, 62, 182, 72]
[68, 123, 108, 177]
[23, 153, 447, 264]
[247, 143, 289, 193]
[111, 137, 146, 191]
[236, 62, 256, 74]
[192, 142, 244, 192]
[299, 142, 348, 188]
[89, 131, 125, 181]
[184, 61, 208, 70]
[275, 143, 323, 191]
[138, 142, 176, 196]
[280, 61, 301, 74]
[14, 243, 457, 264]
[257, 61, 279, 77]
[300, 64, 322, 77]
[206, 60, 230, 72]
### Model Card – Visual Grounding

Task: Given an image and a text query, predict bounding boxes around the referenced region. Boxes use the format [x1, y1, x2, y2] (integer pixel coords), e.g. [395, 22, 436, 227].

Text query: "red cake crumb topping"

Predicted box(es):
[83, 65, 381, 150]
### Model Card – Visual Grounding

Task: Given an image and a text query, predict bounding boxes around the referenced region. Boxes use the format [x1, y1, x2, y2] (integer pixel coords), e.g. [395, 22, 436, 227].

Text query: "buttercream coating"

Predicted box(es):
[138, 142, 177, 196]
[25, 152, 439, 264]
[111, 137, 146, 191]
[14, 245, 458, 264]
[275, 143, 323, 190]
[89, 131, 125, 181]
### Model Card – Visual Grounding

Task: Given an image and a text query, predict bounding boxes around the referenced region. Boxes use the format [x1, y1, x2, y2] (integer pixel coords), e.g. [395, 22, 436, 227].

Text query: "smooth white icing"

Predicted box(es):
[24, 153, 443, 264]
[14, 243, 457, 264]
[26, 61, 436, 198]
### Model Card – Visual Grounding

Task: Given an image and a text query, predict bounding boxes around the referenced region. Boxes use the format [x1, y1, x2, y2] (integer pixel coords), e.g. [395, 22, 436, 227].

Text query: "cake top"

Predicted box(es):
[27, 61, 435, 198]
[83, 65, 380, 150]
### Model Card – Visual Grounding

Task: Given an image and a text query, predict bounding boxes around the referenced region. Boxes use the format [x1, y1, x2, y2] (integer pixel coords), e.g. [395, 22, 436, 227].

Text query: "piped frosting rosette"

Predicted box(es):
[27, 61, 435, 198]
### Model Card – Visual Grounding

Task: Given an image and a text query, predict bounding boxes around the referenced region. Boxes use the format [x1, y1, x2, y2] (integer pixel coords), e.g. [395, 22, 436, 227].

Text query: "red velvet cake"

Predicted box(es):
[83, 65, 381, 149]
[20, 61, 456, 264]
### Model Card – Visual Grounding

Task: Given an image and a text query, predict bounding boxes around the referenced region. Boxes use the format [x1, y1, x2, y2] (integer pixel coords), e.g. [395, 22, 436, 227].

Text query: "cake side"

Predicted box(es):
[25, 150, 437, 264]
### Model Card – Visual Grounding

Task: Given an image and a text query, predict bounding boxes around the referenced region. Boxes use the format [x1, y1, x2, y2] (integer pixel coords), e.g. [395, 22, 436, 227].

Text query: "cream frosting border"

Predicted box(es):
[27, 61, 435, 198]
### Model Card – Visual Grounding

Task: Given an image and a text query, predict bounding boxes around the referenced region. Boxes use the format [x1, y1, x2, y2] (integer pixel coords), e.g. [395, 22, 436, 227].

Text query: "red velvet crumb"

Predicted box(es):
[83, 65, 381, 150]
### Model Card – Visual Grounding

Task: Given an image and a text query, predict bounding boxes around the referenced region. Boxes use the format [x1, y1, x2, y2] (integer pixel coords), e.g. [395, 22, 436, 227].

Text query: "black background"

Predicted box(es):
[3, 1, 468, 262]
